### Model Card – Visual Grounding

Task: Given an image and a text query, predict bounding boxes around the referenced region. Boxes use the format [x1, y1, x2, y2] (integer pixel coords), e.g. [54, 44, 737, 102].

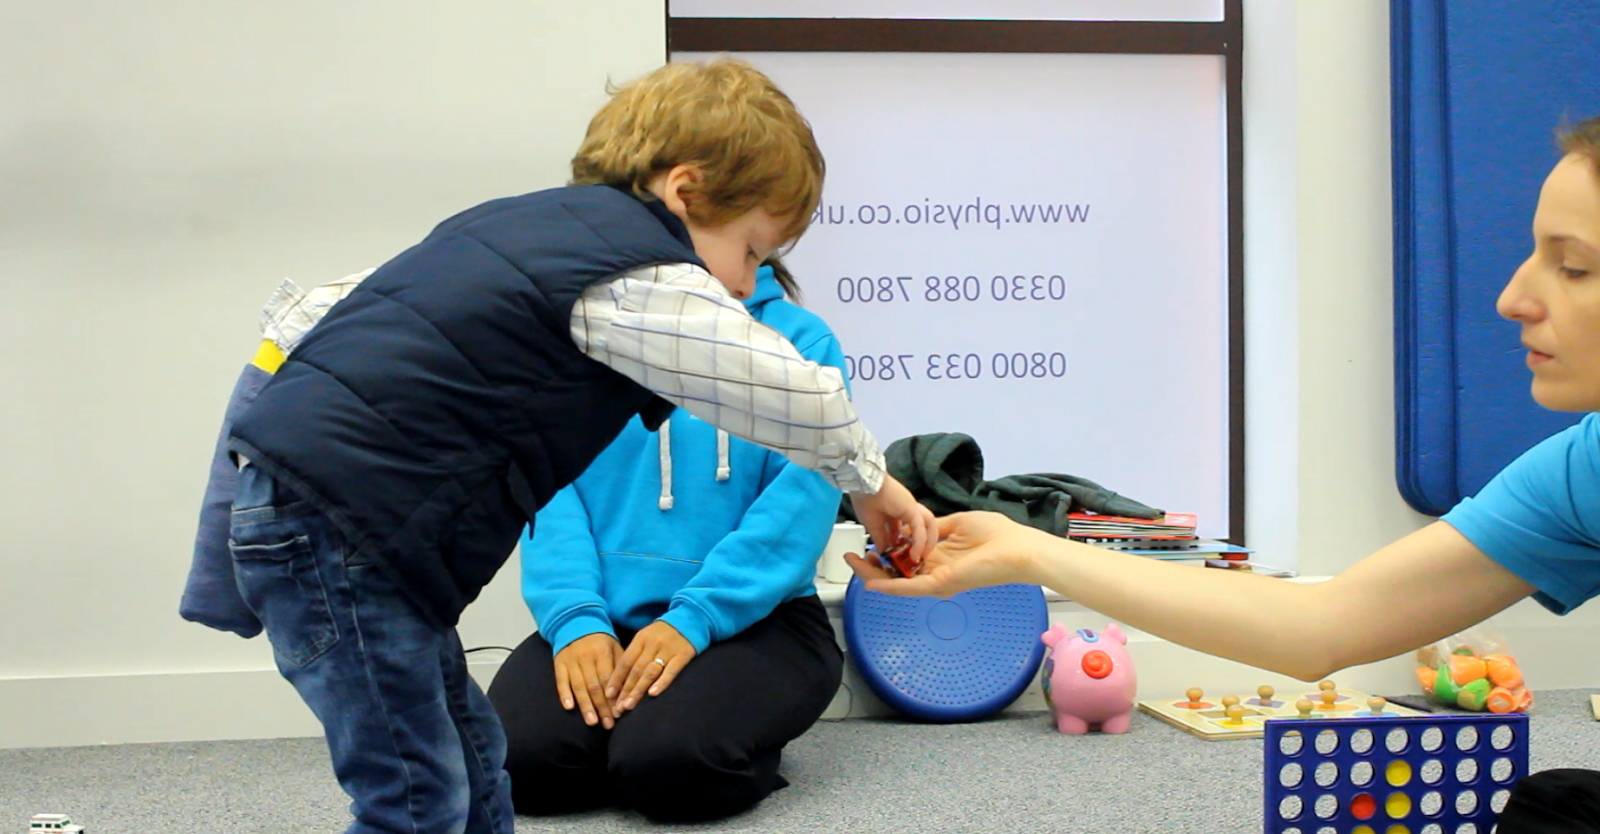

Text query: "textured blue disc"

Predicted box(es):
[842, 576, 1048, 722]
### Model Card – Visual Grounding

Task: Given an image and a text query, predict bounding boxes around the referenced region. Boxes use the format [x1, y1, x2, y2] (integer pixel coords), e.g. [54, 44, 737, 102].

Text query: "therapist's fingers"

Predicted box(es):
[845, 551, 893, 580]
[862, 562, 967, 597]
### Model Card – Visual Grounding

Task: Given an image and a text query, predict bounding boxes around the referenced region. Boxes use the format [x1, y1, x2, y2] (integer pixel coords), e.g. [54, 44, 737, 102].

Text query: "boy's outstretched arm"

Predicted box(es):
[572, 263, 934, 557]
[852, 513, 1533, 681]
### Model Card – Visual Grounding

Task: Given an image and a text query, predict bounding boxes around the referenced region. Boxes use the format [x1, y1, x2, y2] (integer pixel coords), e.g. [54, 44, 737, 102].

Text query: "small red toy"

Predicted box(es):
[880, 535, 921, 578]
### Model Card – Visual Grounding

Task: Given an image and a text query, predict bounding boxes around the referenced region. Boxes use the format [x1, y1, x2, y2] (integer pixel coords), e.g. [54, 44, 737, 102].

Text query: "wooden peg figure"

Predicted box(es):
[1320, 689, 1339, 709]
[1225, 704, 1246, 725]
[1296, 698, 1314, 719]
[1257, 685, 1276, 706]
[1368, 696, 1387, 716]
[1318, 680, 1337, 694]
[1177, 687, 1212, 710]
[1221, 694, 1241, 709]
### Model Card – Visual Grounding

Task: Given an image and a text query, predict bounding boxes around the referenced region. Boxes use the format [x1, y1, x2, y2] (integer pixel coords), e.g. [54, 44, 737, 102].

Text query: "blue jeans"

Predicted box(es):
[229, 464, 513, 834]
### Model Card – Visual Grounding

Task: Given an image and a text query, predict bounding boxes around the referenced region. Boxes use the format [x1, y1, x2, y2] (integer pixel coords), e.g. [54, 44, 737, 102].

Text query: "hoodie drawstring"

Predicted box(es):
[657, 419, 674, 510]
[653, 289, 768, 508]
[658, 421, 734, 509]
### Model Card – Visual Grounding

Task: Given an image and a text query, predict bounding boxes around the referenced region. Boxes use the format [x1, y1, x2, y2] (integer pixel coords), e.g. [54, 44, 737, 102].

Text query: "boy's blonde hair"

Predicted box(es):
[571, 57, 825, 244]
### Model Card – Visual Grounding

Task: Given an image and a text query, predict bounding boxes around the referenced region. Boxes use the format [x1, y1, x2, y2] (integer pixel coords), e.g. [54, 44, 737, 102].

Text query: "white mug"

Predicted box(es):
[818, 522, 867, 584]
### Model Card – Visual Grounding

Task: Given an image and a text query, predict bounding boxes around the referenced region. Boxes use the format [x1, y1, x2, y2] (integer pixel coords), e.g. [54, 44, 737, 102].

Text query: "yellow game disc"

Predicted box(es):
[1387, 792, 1412, 819]
[1387, 760, 1414, 787]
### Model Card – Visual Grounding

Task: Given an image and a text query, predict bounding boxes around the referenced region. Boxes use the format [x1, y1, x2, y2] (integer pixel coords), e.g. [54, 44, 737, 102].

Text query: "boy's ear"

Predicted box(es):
[673, 163, 705, 186]
[652, 163, 705, 219]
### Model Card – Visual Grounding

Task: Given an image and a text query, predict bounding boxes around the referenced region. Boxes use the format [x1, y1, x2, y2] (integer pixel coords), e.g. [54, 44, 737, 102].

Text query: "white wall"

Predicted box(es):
[1239, 0, 1301, 569]
[1243, 0, 1434, 574]
[1287, 1, 1436, 575]
[0, 0, 664, 741]
[3, 1, 1592, 749]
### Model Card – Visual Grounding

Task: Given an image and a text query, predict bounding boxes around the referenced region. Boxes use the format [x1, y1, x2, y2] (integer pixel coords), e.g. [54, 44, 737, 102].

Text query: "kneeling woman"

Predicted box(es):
[488, 262, 846, 823]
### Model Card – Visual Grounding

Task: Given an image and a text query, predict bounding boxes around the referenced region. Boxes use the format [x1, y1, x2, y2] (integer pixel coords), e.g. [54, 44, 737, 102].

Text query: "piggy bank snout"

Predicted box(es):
[1081, 649, 1114, 679]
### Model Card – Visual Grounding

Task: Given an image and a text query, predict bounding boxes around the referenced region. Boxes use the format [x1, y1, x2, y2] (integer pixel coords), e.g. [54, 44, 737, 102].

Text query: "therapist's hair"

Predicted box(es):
[1558, 115, 1600, 179]
[570, 57, 825, 244]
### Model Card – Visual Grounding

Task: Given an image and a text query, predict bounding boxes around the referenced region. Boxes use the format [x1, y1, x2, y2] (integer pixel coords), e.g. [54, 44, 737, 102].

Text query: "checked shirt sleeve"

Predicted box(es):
[570, 263, 886, 495]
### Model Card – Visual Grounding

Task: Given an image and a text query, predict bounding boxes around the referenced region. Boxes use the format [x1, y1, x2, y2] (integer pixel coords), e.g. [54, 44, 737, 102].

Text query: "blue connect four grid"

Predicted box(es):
[1263, 713, 1528, 834]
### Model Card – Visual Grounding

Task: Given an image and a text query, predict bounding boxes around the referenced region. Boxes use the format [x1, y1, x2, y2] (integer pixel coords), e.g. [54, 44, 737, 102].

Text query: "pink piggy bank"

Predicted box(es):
[1040, 623, 1137, 734]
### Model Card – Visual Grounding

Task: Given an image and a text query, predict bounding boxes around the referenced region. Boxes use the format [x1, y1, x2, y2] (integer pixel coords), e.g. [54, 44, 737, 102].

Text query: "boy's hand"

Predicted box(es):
[607, 621, 697, 713]
[846, 511, 1045, 597]
[850, 475, 936, 564]
[553, 633, 625, 728]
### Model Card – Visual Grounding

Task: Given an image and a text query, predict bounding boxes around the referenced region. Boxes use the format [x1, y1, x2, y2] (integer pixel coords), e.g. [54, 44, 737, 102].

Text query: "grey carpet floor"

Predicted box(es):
[4, 690, 1597, 834]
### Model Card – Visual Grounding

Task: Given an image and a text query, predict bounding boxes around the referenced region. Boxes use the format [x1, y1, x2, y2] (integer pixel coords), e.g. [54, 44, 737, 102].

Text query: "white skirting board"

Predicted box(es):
[4, 588, 1598, 749]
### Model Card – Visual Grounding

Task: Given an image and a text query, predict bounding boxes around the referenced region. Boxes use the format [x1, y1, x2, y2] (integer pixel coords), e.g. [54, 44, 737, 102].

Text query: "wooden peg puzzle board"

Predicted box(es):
[1138, 688, 1429, 740]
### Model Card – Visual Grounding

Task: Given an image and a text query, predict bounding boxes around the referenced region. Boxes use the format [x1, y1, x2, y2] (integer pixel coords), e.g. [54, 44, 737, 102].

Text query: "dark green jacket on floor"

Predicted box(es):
[841, 432, 1162, 536]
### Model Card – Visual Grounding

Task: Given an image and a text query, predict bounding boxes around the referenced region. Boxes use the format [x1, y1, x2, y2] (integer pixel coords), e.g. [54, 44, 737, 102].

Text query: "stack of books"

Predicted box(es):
[1067, 511, 1293, 576]
[1066, 511, 1199, 547]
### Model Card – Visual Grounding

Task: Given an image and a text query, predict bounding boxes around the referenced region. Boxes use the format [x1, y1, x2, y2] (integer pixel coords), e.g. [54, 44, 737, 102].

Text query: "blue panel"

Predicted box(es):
[1392, 0, 1460, 515]
[1262, 713, 1528, 834]
[842, 576, 1047, 723]
[1392, 0, 1600, 515]
[1442, 3, 1600, 497]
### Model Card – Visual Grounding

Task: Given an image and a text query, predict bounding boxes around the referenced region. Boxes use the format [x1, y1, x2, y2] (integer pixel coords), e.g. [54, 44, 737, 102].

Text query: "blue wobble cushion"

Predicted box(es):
[842, 576, 1048, 722]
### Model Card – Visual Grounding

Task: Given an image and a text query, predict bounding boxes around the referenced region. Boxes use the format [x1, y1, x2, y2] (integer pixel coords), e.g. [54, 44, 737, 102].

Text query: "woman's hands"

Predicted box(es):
[555, 623, 700, 727]
[849, 474, 937, 565]
[845, 511, 1047, 595]
[552, 632, 625, 728]
[606, 621, 698, 714]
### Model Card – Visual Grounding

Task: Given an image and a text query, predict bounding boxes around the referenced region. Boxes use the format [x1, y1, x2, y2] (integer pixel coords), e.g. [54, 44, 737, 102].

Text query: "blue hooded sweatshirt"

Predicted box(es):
[520, 266, 847, 655]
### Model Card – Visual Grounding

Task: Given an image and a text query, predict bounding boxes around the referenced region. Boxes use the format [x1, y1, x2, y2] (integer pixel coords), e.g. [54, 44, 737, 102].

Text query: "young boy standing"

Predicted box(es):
[218, 59, 932, 834]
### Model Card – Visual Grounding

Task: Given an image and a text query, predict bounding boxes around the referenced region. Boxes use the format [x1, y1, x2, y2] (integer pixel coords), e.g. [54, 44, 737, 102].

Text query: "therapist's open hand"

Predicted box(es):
[845, 511, 1049, 597]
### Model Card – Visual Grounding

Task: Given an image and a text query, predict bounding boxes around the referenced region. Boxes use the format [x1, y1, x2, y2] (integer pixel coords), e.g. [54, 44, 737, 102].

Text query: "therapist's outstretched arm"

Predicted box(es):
[847, 512, 1533, 682]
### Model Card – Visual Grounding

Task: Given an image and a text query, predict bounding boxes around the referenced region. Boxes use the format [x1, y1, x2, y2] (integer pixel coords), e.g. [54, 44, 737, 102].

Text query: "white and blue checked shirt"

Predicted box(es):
[571, 262, 887, 495]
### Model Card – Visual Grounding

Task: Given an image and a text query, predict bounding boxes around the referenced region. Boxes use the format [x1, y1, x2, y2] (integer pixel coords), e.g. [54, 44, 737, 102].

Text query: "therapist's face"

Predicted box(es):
[1498, 153, 1600, 412]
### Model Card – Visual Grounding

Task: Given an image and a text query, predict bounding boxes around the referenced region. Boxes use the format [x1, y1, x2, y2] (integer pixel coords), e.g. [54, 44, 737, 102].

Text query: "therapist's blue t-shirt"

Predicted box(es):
[1442, 413, 1600, 615]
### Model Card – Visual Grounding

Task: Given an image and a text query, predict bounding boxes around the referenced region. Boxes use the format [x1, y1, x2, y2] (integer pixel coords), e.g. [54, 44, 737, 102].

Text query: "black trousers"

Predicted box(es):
[485, 595, 843, 823]
[1499, 769, 1600, 833]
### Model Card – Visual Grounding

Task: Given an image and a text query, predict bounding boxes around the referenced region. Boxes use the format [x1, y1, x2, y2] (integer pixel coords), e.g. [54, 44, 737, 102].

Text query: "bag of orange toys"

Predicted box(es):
[1414, 622, 1532, 713]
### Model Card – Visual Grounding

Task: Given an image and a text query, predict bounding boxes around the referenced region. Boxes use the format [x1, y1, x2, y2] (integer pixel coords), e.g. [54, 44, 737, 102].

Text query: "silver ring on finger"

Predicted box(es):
[652, 657, 667, 667]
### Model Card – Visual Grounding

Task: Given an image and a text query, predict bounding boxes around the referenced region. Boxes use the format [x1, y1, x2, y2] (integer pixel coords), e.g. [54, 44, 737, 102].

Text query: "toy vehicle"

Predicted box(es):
[28, 815, 84, 833]
[881, 535, 920, 578]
